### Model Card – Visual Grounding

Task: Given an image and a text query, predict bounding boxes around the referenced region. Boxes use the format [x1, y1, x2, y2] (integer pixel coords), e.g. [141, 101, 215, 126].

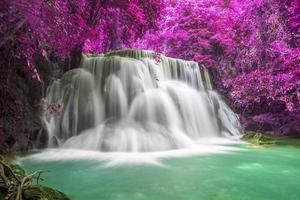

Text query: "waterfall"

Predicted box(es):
[42, 49, 242, 152]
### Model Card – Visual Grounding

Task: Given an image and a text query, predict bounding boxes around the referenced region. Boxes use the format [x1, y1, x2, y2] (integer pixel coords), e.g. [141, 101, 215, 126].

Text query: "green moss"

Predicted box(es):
[0, 156, 70, 200]
[242, 131, 277, 145]
[23, 185, 70, 200]
[0, 191, 5, 200]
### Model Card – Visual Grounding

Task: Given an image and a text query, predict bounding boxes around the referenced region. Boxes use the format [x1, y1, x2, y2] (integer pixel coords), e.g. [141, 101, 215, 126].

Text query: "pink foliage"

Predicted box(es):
[1, 0, 164, 80]
[47, 103, 62, 115]
[135, 0, 299, 121]
[223, 0, 300, 115]
[133, 0, 237, 67]
[1, 0, 299, 132]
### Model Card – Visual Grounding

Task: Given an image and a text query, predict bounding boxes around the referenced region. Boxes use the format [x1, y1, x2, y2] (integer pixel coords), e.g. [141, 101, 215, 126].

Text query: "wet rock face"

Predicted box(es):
[0, 53, 81, 154]
[0, 64, 43, 154]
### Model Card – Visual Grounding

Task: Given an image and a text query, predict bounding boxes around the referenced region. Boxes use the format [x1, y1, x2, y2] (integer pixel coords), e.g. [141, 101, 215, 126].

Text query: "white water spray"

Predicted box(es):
[42, 49, 241, 152]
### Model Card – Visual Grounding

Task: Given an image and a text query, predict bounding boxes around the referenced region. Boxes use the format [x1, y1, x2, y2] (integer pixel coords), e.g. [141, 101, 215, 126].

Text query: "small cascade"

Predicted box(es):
[42, 49, 242, 152]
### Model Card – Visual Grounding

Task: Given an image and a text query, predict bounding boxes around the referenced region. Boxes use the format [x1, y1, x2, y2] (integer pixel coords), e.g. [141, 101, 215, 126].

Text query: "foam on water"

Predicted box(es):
[21, 138, 244, 167]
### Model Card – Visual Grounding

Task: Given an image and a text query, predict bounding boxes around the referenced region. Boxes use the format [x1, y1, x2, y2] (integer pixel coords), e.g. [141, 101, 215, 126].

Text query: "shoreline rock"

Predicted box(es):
[241, 131, 277, 145]
[0, 156, 70, 200]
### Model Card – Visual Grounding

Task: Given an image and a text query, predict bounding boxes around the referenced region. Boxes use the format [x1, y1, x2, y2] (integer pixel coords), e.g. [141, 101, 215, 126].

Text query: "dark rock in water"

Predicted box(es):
[50, 136, 60, 148]
[30, 127, 49, 149]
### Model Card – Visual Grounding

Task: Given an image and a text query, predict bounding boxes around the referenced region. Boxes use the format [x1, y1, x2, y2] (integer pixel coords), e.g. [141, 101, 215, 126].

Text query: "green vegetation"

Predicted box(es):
[0, 156, 70, 200]
[242, 132, 277, 146]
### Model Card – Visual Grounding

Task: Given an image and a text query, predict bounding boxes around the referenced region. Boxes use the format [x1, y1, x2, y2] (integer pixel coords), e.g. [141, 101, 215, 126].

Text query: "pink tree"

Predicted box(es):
[1, 0, 164, 80]
[225, 0, 299, 114]
[135, 0, 300, 134]
[134, 0, 238, 67]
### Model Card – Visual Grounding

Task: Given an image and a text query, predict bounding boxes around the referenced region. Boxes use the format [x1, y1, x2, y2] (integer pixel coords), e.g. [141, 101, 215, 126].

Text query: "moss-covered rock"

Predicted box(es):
[23, 185, 70, 200]
[0, 156, 70, 200]
[0, 191, 5, 199]
[242, 131, 277, 145]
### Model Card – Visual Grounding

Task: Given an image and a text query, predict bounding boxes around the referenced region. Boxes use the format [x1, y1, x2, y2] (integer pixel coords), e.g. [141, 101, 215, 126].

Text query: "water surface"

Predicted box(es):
[20, 142, 300, 200]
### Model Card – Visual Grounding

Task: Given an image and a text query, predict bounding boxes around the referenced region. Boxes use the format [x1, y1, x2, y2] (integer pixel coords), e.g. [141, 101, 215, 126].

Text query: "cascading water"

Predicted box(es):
[42, 49, 241, 152]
